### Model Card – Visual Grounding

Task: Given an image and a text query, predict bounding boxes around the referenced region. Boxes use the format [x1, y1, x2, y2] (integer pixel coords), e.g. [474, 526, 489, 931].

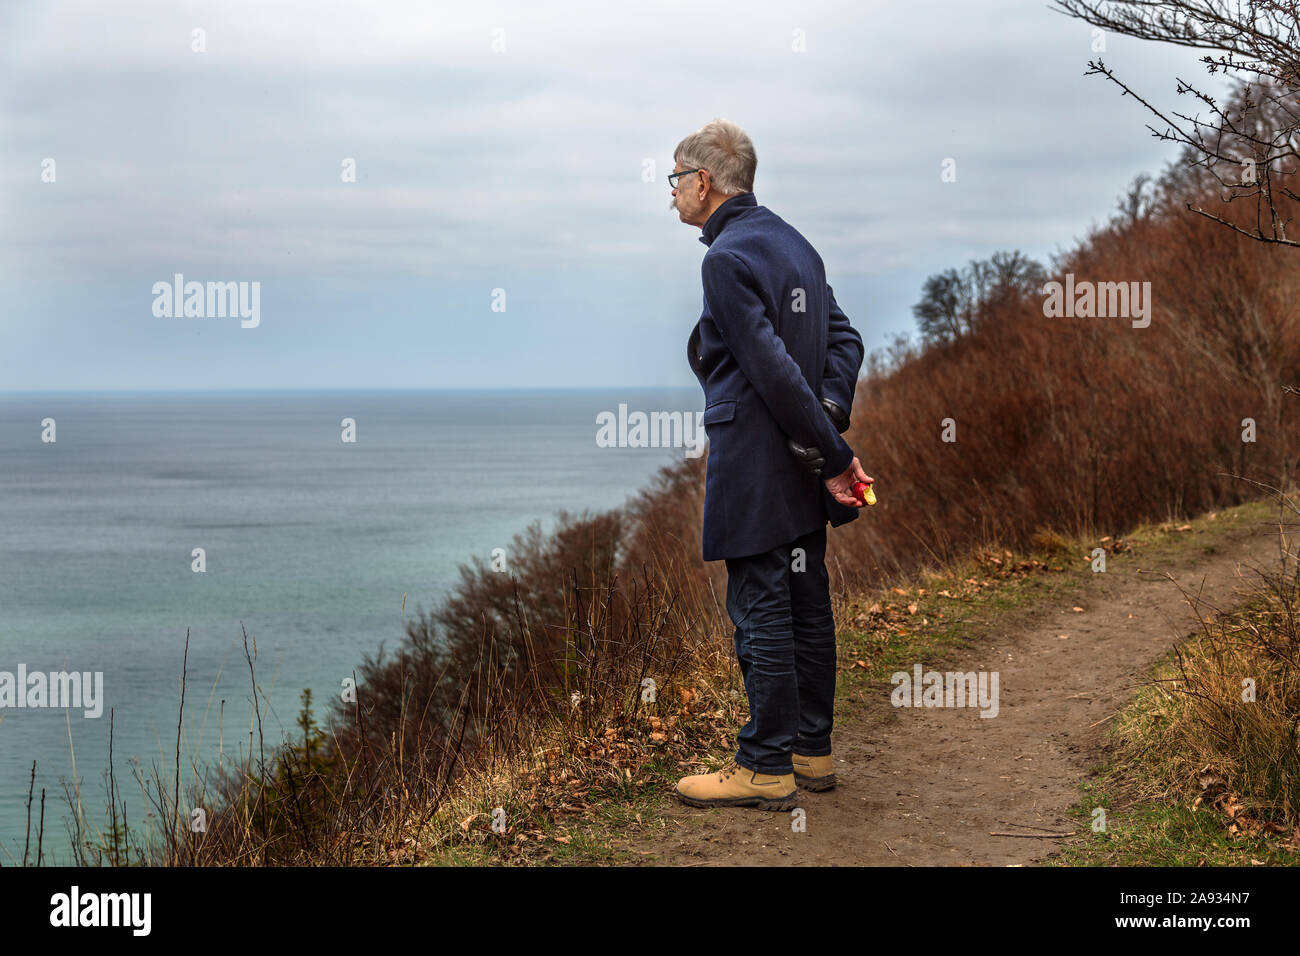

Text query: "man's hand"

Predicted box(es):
[785, 398, 852, 475]
[786, 438, 826, 475]
[824, 457, 873, 507]
[821, 398, 850, 433]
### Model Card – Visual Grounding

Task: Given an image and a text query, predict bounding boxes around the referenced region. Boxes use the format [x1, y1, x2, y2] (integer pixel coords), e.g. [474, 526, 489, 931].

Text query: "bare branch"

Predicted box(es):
[1053, 1, 1300, 249]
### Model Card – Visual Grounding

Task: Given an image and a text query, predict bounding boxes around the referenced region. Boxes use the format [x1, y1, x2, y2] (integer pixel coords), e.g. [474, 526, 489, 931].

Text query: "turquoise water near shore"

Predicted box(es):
[0, 387, 700, 862]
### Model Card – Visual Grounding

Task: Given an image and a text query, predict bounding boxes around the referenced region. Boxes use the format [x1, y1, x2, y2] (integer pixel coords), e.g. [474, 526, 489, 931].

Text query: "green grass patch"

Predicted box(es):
[1052, 781, 1300, 866]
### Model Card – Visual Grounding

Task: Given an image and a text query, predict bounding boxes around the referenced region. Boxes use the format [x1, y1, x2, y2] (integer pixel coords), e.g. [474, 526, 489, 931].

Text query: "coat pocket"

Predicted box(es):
[702, 400, 737, 425]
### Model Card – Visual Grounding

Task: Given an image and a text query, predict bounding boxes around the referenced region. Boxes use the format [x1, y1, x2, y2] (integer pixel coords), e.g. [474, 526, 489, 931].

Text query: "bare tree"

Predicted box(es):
[913, 268, 970, 345]
[912, 250, 1046, 346]
[1114, 171, 1156, 225]
[1052, 0, 1300, 248]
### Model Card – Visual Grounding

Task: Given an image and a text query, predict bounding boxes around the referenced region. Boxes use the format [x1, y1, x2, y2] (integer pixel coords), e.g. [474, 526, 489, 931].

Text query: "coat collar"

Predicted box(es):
[699, 192, 757, 246]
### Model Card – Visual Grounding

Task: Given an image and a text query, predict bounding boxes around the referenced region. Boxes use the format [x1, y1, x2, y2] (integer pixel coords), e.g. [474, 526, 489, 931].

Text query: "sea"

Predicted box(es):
[0, 387, 702, 862]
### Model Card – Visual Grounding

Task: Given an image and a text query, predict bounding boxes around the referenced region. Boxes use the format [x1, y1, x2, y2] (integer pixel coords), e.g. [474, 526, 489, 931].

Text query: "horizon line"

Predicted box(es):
[0, 385, 700, 394]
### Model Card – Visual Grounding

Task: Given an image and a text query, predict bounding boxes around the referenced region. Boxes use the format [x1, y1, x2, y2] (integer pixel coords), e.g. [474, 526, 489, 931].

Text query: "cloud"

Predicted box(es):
[0, 0, 1227, 387]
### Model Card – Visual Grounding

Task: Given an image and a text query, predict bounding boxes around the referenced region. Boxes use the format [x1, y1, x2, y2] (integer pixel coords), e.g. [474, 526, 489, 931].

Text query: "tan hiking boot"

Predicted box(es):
[675, 760, 798, 811]
[792, 752, 836, 791]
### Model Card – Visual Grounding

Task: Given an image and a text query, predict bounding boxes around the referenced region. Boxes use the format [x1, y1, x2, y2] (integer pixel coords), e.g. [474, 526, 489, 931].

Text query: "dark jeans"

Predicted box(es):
[724, 525, 837, 776]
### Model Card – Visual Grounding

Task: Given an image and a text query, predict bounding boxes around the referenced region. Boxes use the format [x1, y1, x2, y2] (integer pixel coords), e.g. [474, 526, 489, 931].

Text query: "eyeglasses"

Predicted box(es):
[668, 167, 703, 188]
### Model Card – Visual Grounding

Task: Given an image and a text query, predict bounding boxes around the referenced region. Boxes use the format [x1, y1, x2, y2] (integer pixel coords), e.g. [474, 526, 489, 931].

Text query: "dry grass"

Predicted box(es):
[1105, 534, 1300, 843]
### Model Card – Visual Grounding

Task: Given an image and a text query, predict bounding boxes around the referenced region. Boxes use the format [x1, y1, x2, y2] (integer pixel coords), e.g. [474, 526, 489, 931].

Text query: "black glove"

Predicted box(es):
[786, 439, 826, 476]
[786, 399, 852, 476]
[821, 398, 850, 433]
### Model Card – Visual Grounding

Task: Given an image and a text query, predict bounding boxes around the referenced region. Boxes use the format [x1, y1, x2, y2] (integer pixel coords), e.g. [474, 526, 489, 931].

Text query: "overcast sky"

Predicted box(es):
[0, 0, 1225, 390]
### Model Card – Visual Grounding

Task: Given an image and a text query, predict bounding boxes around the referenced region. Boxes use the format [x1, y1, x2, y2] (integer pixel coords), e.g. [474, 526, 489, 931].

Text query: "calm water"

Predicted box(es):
[0, 388, 700, 862]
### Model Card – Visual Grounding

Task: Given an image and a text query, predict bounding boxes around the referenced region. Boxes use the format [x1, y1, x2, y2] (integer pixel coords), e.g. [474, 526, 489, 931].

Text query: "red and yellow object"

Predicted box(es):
[853, 480, 877, 506]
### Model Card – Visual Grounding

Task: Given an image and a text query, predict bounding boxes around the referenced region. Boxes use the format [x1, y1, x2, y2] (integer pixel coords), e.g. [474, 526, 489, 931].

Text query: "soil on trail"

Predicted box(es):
[629, 513, 1287, 866]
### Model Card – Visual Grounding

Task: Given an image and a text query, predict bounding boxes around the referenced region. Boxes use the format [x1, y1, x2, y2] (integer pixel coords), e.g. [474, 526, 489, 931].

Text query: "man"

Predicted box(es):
[671, 118, 873, 811]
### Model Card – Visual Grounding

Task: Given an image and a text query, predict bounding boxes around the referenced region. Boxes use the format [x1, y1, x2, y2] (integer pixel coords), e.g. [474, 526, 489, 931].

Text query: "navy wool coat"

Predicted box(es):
[687, 191, 865, 562]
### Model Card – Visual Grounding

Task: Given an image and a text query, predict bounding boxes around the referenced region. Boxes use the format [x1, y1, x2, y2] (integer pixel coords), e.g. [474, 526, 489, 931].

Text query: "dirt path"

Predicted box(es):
[632, 513, 1287, 865]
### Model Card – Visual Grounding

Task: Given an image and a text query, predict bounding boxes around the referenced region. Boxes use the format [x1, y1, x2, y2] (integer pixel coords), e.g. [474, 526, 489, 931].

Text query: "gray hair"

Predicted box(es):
[673, 118, 756, 195]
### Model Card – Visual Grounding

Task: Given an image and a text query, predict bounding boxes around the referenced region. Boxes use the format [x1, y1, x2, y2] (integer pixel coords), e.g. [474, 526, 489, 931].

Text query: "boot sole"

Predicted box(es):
[675, 789, 799, 812]
[794, 772, 837, 792]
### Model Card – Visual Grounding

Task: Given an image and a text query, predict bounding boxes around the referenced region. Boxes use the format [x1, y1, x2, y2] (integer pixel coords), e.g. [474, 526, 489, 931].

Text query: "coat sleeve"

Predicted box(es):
[701, 250, 854, 478]
[821, 285, 864, 419]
